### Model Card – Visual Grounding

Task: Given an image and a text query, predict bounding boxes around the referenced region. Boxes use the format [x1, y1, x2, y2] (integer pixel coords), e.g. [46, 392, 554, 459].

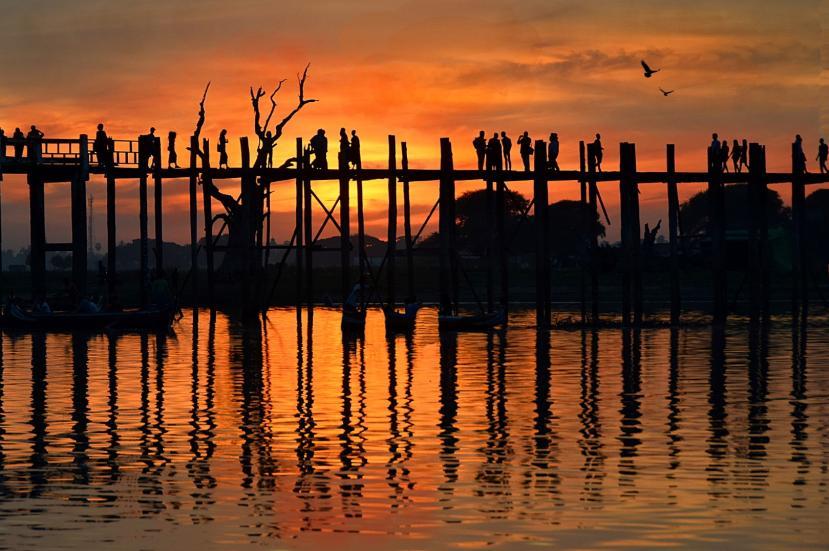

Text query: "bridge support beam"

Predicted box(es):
[667, 144, 680, 325]
[386, 135, 397, 310]
[439, 138, 457, 315]
[533, 139, 550, 328]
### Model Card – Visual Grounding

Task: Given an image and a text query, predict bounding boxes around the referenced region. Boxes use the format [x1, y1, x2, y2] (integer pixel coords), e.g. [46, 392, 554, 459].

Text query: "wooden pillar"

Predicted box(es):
[152, 137, 163, 274]
[707, 145, 726, 325]
[401, 142, 415, 301]
[304, 155, 313, 307]
[485, 176, 495, 313]
[338, 140, 351, 305]
[188, 136, 199, 301]
[628, 144, 642, 325]
[586, 142, 599, 324]
[138, 135, 149, 307]
[28, 168, 46, 298]
[496, 178, 509, 315]
[747, 143, 765, 321]
[356, 149, 366, 300]
[70, 134, 89, 297]
[295, 138, 304, 306]
[579, 140, 587, 324]
[106, 171, 116, 301]
[239, 137, 252, 314]
[386, 135, 397, 310]
[666, 144, 680, 325]
[200, 138, 215, 305]
[619, 143, 632, 326]
[534, 139, 550, 328]
[439, 138, 456, 315]
[791, 141, 808, 319]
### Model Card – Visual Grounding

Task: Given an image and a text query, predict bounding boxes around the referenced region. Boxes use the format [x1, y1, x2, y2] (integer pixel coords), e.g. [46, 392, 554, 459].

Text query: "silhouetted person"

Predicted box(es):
[642, 219, 662, 256]
[794, 134, 808, 173]
[262, 131, 275, 168]
[730, 139, 741, 173]
[26, 125, 44, 162]
[148, 127, 158, 169]
[12, 128, 24, 161]
[500, 131, 512, 170]
[709, 133, 721, 172]
[592, 133, 603, 172]
[518, 131, 533, 171]
[218, 129, 229, 169]
[309, 129, 328, 170]
[473, 131, 486, 171]
[720, 140, 730, 172]
[548, 132, 560, 171]
[339, 128, 350, 168]
[350, 130, 361, 169]
[486, 132, 502, 172]
[818, 138, 828, 174]
[739, 139, 749, 172]
[94, 124, 109, 167]
[167, 131, 179, 168]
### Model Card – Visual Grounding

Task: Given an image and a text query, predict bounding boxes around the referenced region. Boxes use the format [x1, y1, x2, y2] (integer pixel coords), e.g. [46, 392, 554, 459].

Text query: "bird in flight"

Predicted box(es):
[641, 60, 660, 78]
[659, 87, 674, 96]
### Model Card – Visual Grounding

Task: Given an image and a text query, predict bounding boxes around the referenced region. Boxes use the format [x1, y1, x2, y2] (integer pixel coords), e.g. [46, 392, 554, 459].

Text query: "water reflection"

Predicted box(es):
[0, 308, 825, 549]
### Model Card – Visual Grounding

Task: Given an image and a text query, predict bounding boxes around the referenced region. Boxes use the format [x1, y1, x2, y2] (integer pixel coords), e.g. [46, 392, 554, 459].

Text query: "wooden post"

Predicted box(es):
[707, 145, 726, 325]
[200, 138, 215, 305]
[439, 138, 456, 315]
[106, 171, 116, 301]
[533, 139, 550, 328]
[666, 144, 680, 325]
[586, 142, 599, 324]
[240, 137, 252, 314]
[486, 177, 495, 313]
[188, 136, 199, 301]
[28, 167, 46, 298]
[401, 142, 415, 301]
[295, 138, 304, 306]
[579, 140, 587, 324]
[71, 134, 89, 297]
[387, 135, 397, 310]
[304, 154, 313, 307]
[339, 139, 351, 305]
[138, 135, 149, 307]
[628, 143, 642, 325]
[356, 148, 366, 301]
[747, 143, 764, 321]
[152, 137, 163, 274]
[496, 178, 509, 315]
[791, 141, 808, 320]
[619, 143, 632, 326]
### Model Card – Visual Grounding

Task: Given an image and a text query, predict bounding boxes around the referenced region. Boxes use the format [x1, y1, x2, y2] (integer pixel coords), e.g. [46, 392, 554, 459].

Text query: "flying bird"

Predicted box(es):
[659, 87, 674, 96]
[641, 60, 660, 78]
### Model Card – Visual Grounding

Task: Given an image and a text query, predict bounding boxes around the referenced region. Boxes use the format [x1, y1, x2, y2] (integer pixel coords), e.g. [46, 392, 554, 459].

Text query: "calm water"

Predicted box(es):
[0, 308, 826, 550]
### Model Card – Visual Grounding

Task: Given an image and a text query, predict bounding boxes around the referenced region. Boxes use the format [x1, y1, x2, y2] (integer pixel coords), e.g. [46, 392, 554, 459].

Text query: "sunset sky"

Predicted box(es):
[1, 0, 827, 247]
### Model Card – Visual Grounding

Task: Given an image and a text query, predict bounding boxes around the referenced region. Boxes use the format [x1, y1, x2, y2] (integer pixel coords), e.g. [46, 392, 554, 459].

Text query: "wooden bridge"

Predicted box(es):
[1, 132, 827, 327]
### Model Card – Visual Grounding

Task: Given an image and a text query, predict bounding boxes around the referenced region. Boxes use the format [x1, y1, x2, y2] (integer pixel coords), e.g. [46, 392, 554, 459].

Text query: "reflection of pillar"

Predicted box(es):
[106, 334, 120, 480]
[71, 333, 90, 484]
[30, 333, 47, 493]
[438, 331, 459, 498]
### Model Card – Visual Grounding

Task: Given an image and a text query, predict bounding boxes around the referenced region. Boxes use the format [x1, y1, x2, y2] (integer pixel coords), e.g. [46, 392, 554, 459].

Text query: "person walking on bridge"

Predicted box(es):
[548, 132, 560, 171]
[486, 132, 502, 173]
[350, 130, 361, 169]
[592, 133, 604, 172]
[94, 124, 109, 167]
[218, 129, 229, 169]
[720, 139, 730, 172]
[794, 134, 808, 174]
[518, 131, 533, 172]
[739, 139, 749, 172]
[473, 131, 487, 171]
[338, 128, 350, 169]
[167, 131, 179, 168]
[730, 139, 741, 173]
[310, 129, 328, 170]
[500, 131, 512, 171]
[709, 133, 721, 172]
[816, 138, 827, 174]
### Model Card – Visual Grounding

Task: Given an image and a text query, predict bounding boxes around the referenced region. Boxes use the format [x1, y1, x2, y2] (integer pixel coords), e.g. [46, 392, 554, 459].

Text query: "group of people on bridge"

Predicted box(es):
[308, 128, 361, 170]
[472, 131, 606, 173]
[0, 125, 45, 162]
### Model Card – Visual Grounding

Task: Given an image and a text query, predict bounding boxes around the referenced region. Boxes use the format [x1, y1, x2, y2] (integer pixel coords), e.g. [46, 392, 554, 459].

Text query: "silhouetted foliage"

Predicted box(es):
[679, 183, 790, 235]
[806, 189, 829, 266]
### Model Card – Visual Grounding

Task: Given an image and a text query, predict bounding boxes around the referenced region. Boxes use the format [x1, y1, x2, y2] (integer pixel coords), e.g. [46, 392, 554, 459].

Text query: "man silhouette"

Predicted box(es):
[350, 130, 361, 169]
[12, 127, 24, 161]
[486, 132, 502, 173]
[730, 139, 741, 173]
[817, 138, 827, 174]
[739, 139, 749, 172]
[473, 131, 487, 171]
[218, 129, 229, 169]
[518, 131, 533, 171]
[548, 132, 560, 171]
[94, 124, 109, 167]
[500, 131, 512, 171]
[339, 128, 350, 169]
[167, 130, 179, 168]
[720, 139, 730, 172]
[310, 129, 328, 170]
[709, 133, 721, 172]
[26, 125, 44, 162]
[592, 133, 603, 172]
[794, 134, 808, 173]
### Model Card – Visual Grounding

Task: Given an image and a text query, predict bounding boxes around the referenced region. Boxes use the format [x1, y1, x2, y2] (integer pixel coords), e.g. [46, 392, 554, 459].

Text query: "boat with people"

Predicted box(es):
[438, 308, 506, 331]
[1, 300, 176, 332]
[384, 302, 421, 332]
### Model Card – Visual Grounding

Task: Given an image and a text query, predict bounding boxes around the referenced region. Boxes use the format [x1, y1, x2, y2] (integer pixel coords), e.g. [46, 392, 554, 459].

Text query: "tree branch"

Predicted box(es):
[273, 63, 318, 141]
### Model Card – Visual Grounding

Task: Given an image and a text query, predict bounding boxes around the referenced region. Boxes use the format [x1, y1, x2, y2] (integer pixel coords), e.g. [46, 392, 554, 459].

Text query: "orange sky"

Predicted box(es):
[1, 0, 827, 247]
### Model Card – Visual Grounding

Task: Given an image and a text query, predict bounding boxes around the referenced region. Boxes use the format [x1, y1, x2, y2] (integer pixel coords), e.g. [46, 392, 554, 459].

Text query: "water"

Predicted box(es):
[0, 307, 826, 550]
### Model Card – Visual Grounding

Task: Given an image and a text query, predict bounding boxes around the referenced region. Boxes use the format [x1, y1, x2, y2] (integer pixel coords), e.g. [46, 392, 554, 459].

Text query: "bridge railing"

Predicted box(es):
[0, 135, 140, 167]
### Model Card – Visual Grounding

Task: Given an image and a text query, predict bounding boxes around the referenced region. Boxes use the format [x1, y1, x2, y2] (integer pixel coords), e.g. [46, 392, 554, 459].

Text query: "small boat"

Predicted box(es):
[1, 304, 176, 332]
[384, 303, 421, 332]
[438, 309, 506, 331]
[341, 307, 366, 332]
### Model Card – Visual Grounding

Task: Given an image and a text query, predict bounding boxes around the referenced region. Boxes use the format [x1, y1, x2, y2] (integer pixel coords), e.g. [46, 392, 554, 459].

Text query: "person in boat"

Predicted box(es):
[33, 297, 51, 315]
